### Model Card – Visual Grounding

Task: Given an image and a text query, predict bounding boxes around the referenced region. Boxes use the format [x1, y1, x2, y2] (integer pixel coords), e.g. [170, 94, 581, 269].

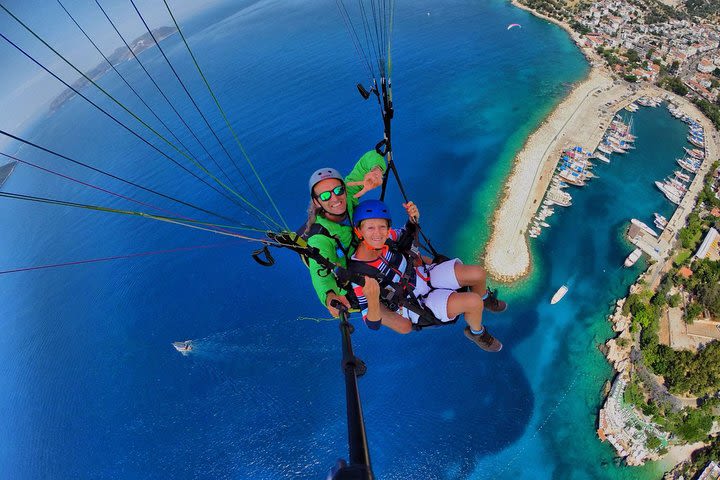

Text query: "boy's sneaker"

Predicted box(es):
[464, 326, 503, 352]
[484, 289, 507, 313]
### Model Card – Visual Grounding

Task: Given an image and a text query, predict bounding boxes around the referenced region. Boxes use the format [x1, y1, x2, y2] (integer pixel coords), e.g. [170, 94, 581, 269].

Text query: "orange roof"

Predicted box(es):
[711, 207, 720, 217]
[679, 266, 693, 278]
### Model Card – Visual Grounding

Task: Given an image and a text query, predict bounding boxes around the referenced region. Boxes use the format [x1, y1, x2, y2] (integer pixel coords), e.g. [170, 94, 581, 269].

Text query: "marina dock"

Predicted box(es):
[629, 122, 718, 270]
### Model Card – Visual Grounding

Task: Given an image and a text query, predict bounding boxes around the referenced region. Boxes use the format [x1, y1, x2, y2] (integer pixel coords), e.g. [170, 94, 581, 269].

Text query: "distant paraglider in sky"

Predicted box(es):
[507, 23, 521, 30]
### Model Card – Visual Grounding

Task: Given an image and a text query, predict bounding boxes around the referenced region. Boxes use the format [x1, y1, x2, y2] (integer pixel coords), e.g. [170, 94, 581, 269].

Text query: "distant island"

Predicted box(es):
[49, 26, 177, 113]
[0, 161, 18, 189]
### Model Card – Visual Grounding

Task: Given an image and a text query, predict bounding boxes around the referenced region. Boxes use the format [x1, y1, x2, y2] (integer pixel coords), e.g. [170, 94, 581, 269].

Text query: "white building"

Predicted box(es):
[695, 227, 719, 260]
[698, 461, 720, 480]
[698, 58, 716, 74]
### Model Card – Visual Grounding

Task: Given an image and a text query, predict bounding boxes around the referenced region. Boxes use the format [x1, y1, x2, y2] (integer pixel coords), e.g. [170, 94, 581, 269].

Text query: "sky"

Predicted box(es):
[0, 0, 232, 148]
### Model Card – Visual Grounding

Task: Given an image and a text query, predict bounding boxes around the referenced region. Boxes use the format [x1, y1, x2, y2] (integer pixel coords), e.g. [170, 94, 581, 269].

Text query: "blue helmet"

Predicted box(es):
[353, 199, 391, 226]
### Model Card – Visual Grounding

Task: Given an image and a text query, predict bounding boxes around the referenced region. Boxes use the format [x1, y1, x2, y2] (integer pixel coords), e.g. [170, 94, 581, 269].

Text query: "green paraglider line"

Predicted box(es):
[0, 5, 282, 231]
[0, 151, 259, 234]
[0, 132, 241, 226]
[53, 0, 228, 193]
[91, 0, 268, 223]
[0, 191, 272, 239]
[161, 0, 290, 231]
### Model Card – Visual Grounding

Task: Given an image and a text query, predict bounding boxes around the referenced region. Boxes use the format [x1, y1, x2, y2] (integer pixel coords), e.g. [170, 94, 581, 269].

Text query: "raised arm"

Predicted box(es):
[344, 150, 387, 202]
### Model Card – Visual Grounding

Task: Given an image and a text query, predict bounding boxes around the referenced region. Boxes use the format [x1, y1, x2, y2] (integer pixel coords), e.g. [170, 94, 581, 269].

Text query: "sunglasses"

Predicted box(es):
[315, 184, 346, 201]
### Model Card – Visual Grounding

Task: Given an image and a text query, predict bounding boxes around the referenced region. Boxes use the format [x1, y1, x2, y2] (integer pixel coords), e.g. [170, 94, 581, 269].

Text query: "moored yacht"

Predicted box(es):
[631, 218, 659, 237]
[674, 170, 690, 182]
[677, 158, 699, 173]
[624, 248, 642, 267]
[683, 147, 704, 160]
[592, 152, 610, 164]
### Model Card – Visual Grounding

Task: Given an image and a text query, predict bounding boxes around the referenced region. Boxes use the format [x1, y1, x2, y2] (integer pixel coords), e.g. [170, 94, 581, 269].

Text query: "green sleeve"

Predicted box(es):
[344, 150, 387, 210]
[307, 234, 346, 307]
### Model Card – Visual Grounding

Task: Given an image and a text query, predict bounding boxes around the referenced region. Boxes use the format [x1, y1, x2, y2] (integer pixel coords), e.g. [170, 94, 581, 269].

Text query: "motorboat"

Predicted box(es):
[551, 285, 569, 305]
[624, 248, 642, 267]
[173, 340, 193, 355]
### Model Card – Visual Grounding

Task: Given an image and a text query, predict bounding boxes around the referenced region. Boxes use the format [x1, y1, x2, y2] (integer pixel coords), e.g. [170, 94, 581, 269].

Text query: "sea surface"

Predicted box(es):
[0, 0, 694, 478]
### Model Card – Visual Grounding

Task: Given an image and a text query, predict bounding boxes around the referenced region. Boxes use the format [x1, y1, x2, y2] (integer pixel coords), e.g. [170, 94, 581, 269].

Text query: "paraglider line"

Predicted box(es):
[0, 7, 280, 230]
[161, 0, 290, 231]
[0, 241, 243, 275]
[0, 131, 241, 226]
[91, 0, 272, 228]
[126, 0, 282, 229]
[0, 152, 259, 235]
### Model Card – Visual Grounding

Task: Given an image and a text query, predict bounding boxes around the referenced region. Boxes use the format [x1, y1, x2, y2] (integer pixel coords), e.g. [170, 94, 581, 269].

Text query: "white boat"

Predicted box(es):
[597, 143, 614, 155]
[653, 213, 668, 227]
[655, 181, 683, 204]
[173, 340, 193, 355]
[631, 218, 659, 237]
[677, 158, 699, 173]
[540, 221, 550, 228]
[592, 152, 610, 164]
[624, 248, 642, 267]
[674, 170, 690, 182]
[550, 285, 568, 305]
[688, 136, 704, 148]
[683, 147, 704, 159]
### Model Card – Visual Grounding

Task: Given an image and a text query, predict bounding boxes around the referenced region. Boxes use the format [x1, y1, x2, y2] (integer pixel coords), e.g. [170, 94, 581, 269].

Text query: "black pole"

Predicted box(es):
[327, 300, 373, 480]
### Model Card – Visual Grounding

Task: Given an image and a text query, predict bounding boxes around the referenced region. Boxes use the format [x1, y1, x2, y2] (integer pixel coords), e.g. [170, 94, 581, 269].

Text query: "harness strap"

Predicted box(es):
[346, 257, 436, 324]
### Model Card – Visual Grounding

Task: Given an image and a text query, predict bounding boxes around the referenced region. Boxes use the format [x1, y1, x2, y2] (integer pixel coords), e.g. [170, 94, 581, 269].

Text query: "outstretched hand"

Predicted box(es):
[347, 168, 384, 198]
[403, 201, 419, 223]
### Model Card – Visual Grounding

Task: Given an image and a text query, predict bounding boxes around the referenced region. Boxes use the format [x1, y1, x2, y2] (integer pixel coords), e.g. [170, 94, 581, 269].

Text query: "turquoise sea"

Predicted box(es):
[0, 0, 696, 478]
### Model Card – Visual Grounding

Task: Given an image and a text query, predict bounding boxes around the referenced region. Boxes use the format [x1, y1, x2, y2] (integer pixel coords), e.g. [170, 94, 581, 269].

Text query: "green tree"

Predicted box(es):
[661, 76, 688, 96]
[685, 302, 703, 323]
[626, 49, 641, 64]
[623, 378, 645, 407]
[668, 294, 681, 308]
[676, 409, 713, 442]
[697, 283, 720, 316]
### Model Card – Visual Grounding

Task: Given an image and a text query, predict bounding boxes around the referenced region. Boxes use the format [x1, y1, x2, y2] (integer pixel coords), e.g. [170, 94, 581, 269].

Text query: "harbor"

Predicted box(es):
[528, 109, 642, 239]
[485, 75, 719, 281]
[627, 112, 718, 289]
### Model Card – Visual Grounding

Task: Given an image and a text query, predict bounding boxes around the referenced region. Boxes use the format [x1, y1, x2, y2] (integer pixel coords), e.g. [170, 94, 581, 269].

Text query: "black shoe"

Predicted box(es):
[464, 326, 503, 352]
[484, 289, 507, 313]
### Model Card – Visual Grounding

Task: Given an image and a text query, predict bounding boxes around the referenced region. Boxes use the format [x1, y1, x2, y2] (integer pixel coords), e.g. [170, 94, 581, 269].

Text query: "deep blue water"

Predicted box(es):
[0, 0, 693, 478]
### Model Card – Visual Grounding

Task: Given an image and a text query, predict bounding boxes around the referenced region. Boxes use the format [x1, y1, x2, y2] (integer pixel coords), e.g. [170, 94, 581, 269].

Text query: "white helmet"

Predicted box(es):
[308, 167, 343, 195]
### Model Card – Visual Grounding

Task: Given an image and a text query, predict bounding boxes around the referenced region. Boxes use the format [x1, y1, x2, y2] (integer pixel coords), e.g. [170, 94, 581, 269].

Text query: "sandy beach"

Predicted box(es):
[484, 4, 676, 281]
[483, 66, 645, 280]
